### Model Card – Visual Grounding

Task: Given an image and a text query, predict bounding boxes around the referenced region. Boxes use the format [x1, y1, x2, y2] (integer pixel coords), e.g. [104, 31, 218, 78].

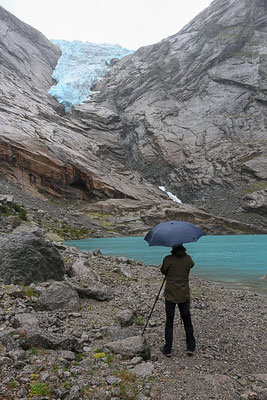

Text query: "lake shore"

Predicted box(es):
[64, 235, 267, 297]
[1, 243, 266, 400]
[192, 273, 267, 297]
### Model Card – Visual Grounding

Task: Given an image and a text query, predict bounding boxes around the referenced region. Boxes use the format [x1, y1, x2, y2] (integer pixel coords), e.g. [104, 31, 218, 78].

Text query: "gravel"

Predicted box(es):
[0, 243, 266, 400]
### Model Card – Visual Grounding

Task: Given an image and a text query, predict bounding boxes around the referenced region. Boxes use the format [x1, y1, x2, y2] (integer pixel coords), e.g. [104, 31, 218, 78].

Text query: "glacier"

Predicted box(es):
[49, 40, 134, 112]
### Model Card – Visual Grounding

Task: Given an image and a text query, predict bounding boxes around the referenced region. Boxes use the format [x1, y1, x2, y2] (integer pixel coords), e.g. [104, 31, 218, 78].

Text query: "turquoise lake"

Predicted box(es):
[64, 235, 267, 294]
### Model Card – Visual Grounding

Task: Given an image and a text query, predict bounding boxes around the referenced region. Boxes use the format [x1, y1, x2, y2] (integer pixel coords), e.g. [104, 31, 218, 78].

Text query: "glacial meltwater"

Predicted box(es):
[64, 235, 267, 295]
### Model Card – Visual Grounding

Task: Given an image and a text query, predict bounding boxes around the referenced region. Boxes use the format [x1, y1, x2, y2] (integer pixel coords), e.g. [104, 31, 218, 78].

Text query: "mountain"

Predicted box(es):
[0, 6, 162, 203]
[0, 1, 267, 234]
[89, 0, 267, 223]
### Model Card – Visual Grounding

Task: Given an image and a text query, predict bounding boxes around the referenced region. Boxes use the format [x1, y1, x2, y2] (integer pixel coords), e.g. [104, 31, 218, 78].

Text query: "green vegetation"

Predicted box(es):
[0, 202, 28, 221]
[29, 382, 50, 397]
[63, 380, 71, 390]
[29, 347, 38, 356]
[93, 352, 106, 359]
[104, 352, 116, 367]
[242, 181, 267, 195]
[18, 283, 38, 298]
[52, 221, 88, 240]
[75, 352, 86, 362]
[117, 370, 138, 400]
[134, 315, 145, 326]
[214, 24, 250, 41]
[8, 378, 18, 388]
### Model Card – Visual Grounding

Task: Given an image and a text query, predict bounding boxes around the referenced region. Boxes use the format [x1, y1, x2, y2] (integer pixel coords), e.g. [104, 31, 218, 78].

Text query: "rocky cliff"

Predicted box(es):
[0, 6, 162, 204]
[0, 0, 267, 233]
[88, 0, 267, 224]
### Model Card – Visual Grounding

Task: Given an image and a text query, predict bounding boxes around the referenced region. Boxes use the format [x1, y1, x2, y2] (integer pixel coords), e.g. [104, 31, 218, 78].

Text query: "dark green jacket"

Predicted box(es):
[160, 253, 194, 303]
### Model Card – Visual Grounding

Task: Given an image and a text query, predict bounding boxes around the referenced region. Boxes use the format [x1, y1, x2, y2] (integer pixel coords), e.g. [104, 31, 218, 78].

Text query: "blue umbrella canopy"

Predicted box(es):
[144, 220, 205, 247]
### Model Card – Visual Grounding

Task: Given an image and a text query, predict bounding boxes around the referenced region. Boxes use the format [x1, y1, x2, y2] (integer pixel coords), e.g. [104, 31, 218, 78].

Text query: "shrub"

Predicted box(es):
[29, 382, 50, 397]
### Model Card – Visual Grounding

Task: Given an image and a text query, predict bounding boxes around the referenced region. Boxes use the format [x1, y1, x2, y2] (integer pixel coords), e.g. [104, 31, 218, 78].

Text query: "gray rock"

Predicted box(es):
[116, 256, 130, 264]
[66, 385, 80, 400]
[240, 390, 259, 400]
[0, 333, 19, 352]
[107, 326, 136, 341]
[57, 350, 76, 361]
[129, 356, 143, 366]
[37, 281, 80, 311]
[120, 265, 133, 279]
[0, 357, 13, 367]
[131, 361, 154, 378]
[20, 328, 78, 351]
[54, 388, 70, 400]
[106, 376, 121, 385]
[243, 189, 267, 214]
[104, 335, 150, 360]
[93, 248, 102, 256]
[8, 349, 26, 361]
[115, 309, 134, 327]
[0, 232, 65, 285]
[13, 313, 39, 329]
[69, 258, 99, 280]
[75, 284, 114, 301]
[12, 224, 43, 236]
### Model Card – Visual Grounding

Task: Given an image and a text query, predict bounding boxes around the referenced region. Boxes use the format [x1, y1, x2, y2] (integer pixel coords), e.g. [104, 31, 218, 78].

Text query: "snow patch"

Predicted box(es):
[159, 186, 182, 203]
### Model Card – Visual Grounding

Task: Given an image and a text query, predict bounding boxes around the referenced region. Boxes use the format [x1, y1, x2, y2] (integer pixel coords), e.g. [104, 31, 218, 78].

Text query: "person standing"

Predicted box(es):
[160, 244, 196, 357]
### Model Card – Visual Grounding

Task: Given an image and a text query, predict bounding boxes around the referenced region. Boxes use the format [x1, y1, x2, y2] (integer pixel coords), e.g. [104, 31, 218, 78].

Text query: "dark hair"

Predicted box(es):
[171, 245, 186, 257]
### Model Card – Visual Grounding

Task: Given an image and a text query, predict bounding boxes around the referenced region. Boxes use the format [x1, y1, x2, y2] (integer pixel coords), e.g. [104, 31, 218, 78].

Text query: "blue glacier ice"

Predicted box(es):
[49, 40, 134, 112]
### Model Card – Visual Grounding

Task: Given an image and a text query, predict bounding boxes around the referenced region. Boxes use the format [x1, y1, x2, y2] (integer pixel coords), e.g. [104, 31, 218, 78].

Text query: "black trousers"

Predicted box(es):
[164, 299, 196, 353]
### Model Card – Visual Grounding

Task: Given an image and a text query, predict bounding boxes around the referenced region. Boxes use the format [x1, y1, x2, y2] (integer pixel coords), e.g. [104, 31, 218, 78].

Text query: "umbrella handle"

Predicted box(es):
[141, 277, 166, 336]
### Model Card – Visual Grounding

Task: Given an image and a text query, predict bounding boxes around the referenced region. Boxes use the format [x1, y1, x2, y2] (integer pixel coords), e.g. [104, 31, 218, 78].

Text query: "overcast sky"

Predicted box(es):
[0, 0, 213, 50]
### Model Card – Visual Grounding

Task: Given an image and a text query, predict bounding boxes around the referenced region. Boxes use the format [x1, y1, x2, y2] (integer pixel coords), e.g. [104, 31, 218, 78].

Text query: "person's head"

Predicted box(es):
[171, 244, 186, 257]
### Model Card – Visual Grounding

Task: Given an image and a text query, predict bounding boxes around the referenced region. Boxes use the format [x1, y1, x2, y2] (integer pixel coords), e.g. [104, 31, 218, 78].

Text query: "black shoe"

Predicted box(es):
[160, 346, 172, 358]
[186, 349, 195, 356]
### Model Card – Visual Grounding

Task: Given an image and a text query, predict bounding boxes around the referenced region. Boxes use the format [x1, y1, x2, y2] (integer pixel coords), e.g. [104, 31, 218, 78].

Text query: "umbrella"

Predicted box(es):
[144, 220, 205, 247]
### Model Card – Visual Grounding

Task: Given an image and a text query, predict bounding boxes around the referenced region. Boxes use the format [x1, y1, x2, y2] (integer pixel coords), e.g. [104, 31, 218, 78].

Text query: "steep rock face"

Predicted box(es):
[89, 0, 267, 218]
[0, 2, 267, 231]
[0, 6, 165, 203]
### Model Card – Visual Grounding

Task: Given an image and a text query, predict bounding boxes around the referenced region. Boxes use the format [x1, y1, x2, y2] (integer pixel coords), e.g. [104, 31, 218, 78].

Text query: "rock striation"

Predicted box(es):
[90, 0, 267, 220]
[0, 6, 162, 204]
[0, 1, 267, 229]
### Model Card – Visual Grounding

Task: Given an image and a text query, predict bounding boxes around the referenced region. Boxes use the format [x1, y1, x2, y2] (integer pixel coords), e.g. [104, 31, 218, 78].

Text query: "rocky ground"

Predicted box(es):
[0, 243, 266, 400]
[0, 178, 266, 399]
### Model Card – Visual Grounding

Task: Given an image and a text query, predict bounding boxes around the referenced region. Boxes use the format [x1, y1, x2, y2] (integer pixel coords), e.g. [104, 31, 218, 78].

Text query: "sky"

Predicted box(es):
[0, 0, 213, 50]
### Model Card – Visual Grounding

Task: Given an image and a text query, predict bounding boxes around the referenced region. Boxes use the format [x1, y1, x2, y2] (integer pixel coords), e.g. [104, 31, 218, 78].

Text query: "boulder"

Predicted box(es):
[0, 232, 65, 285]
[243, 189, 267, 215]
[115, 309, 134, 327]
[116, 256, 130, 264]
[104, 335, 150, 360]
[120, 265, 133, 279]
[106, 326, 136, 341]
[13, 313, 39, 329]
[0, 332, 19, 352]
[20, 328, 78, 351]
[69, 258, 100, 280]
[74, 284, 114, 301]
[131, 361, 154, 378]
[37, 281, 80, 311]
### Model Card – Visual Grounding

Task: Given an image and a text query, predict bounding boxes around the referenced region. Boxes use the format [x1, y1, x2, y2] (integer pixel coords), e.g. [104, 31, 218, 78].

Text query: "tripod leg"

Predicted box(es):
[141, 277, 166, 335]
